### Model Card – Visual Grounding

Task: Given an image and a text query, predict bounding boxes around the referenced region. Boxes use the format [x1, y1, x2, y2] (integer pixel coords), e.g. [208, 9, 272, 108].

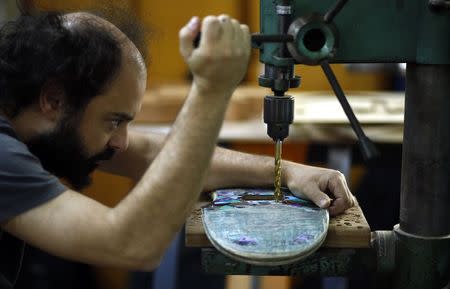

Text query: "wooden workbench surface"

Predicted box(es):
[186, 201, 371, 248]
[133, 88, 404, 144]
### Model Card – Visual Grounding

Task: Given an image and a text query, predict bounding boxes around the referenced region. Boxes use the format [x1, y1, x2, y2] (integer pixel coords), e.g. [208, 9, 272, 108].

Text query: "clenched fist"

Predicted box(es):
[179, 15, 251, 97]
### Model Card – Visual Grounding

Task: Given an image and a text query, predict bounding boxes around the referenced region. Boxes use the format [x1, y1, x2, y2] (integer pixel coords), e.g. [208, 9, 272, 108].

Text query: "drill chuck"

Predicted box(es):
[264, 95, 294, 141]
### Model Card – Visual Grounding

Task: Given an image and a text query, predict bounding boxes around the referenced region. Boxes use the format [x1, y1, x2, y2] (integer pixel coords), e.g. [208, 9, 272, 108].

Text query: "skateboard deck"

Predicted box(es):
[202, 188, 329, 266]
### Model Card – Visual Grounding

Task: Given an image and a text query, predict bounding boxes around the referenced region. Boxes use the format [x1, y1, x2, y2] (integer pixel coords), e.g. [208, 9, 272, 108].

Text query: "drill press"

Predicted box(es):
[254, 0, 377, 202]
[254, 0, 450, 288]
[257, 1, 299, 202]
[194, 5, 377, 201]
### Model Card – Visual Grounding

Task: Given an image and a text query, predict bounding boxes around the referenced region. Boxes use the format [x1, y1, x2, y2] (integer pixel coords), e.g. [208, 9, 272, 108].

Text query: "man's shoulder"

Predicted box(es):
[0, 128, 41, 175]
[0, 116, 17, 139]
[0, 129, 33, 160]
[0, 121, 67, 223]
[0, 116, 25, 153]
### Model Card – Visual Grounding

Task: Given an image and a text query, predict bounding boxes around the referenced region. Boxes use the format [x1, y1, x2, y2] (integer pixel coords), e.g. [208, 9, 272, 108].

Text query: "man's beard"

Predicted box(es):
[26, 116, 115, 190]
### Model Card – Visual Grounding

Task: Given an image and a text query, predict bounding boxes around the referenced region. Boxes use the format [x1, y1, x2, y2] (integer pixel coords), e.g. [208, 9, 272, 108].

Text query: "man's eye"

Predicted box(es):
[110, 120, 122, 129]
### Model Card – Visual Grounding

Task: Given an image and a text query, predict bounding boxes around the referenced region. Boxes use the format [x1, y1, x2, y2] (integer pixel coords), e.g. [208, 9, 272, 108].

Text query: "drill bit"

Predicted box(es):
[274, 139, 283, 202]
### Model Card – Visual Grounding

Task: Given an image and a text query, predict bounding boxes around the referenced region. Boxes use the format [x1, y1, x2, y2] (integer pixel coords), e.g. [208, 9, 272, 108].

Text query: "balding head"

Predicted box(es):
[0, 11, 147, 118]
[63, 12, 147, 78]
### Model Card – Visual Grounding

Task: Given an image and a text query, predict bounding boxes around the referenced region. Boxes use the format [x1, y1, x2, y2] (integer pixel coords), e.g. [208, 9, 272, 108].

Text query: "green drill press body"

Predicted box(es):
[259, 0, 450, 65]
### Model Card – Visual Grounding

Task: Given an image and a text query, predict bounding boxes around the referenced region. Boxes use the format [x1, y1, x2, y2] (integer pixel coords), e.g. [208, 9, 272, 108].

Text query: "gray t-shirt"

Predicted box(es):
[0, 116, 67, 288]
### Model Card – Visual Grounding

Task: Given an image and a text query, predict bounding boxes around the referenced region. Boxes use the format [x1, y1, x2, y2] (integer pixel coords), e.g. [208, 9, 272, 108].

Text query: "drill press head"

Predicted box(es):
[256, 0, 378, 161]
[256, 0, 300, 142]
[258, 62, 299, 141]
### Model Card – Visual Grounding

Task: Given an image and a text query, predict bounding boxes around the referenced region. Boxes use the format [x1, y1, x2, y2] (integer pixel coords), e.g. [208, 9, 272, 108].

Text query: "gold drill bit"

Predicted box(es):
[274, 139, 283, 202]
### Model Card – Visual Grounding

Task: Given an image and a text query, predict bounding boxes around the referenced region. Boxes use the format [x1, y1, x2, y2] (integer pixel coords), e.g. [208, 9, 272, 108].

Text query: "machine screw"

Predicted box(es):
[276, 5, 292, 15]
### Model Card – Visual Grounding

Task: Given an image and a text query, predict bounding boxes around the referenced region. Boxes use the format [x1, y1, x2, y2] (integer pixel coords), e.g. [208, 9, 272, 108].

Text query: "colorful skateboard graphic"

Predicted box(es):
[202, 188, 329, 266]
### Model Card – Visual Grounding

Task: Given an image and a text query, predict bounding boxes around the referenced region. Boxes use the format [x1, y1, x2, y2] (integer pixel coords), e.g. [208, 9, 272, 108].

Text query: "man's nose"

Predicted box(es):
[108, 127, 129, 153]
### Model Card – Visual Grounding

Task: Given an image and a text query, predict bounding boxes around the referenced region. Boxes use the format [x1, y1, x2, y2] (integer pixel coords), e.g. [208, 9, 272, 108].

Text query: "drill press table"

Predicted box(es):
[185, 198, 372, 275]
[186, 199, 371, 249]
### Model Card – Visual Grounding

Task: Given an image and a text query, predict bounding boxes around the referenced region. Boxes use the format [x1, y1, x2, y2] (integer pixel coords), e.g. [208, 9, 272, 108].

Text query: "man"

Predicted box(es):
[0, 9, 355, 282]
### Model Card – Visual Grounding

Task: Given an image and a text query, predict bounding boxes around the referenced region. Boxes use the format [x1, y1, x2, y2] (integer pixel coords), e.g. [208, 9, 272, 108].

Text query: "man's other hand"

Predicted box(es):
[284, 163, 357, 216]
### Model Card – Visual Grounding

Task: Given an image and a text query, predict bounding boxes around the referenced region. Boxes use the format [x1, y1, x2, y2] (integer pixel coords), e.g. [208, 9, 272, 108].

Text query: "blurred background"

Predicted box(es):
[1, 0, 405, 288]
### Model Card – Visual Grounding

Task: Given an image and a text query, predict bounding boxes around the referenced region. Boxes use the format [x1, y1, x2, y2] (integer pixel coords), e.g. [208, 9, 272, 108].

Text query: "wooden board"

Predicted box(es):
[293, 91, 404, 124]
[201, 189, 329, 266]
[134, 85, 268, 123]
[186, 196, 371, 249]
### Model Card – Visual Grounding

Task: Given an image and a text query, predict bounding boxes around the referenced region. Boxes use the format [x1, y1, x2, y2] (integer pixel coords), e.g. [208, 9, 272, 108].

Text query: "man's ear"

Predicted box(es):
[39, 81, 66, 121]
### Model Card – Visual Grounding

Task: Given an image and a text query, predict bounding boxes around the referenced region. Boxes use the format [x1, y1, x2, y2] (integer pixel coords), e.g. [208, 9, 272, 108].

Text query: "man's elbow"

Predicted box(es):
[118, 250, 164, 271]
[103, 235, 164, 271]
[129, 255, 163, 272]
[104, 214, 166, 271]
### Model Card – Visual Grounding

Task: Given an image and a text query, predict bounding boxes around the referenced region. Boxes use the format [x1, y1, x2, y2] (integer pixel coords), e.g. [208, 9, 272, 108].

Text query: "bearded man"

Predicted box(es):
[0, 9, 355, 288]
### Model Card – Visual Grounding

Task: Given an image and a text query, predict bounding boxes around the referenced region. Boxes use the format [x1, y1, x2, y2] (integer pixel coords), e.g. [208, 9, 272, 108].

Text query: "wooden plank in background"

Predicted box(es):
[135, 85, 268, 123]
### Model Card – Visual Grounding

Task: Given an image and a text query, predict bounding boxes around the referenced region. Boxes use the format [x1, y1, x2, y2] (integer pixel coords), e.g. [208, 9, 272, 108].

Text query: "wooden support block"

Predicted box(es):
[325, 206, 371, 248]
[185, 201, 371, 248]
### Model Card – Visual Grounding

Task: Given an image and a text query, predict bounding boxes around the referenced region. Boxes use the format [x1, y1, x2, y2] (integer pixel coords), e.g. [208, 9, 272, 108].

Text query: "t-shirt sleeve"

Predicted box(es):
[0, 136, 67, 223]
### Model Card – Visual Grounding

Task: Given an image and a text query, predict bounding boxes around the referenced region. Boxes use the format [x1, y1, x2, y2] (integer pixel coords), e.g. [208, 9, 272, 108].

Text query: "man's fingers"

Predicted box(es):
[202, 16, 222, 44]
[328, 198, 350, 216]
[352, 195, 359, 207]
[179, 16, 201, 59]
[325, 170, 356, 215]
[327, 171, 353, 207]
[240, 24, 251, 53]
[295, 183, 332, 209]
[183, 14, 251, 93]
[230, 19, 241, 42]
[217, 14, 233, 48]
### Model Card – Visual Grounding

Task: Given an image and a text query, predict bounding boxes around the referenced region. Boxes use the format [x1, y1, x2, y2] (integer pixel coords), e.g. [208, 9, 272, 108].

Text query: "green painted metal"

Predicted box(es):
[294, 22, 335, 61]
[259, 0, 450, 64]
[252, 2, 450, 288]
[286, 14, 339, 65]
[201, 248, 376, 276]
